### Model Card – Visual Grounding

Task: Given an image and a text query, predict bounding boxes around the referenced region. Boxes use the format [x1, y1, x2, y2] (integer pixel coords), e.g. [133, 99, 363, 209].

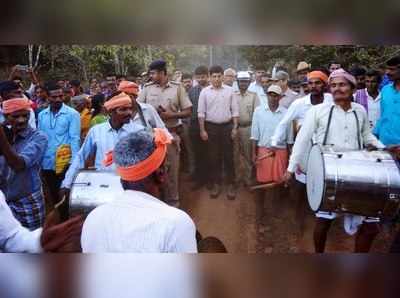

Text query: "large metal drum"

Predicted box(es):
[306, 145, 400, 218]
[69, 170, 123, 216]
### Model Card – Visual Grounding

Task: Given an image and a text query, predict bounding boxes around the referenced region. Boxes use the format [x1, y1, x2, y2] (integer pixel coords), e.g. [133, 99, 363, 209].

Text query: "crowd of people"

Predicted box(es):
[1, 54, 400, 253]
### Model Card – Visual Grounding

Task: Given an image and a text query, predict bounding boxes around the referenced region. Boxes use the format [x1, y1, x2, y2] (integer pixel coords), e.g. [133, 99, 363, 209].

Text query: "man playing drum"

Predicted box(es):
[283, 69, 385, 253]
[60, 92, 166, 206]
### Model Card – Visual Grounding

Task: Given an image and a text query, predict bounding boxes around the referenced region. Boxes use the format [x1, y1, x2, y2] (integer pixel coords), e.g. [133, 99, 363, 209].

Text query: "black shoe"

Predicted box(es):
[227, 184, 237, 200]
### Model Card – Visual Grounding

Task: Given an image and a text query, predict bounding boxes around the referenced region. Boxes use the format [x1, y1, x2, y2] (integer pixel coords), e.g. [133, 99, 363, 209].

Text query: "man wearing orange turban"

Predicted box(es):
[60, 91, 166, 198]
[0, 97, 48, 230]
[81, 129, 198, 253]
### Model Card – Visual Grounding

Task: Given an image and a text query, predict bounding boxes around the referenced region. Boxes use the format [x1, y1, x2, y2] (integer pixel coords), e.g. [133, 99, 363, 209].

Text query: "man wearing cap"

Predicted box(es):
[248, 67, 267, 99]
[60, 91, 166, 199]
[283, 69, 384, 253]
[138, 60, 192, 207]
[38, 82, 81, 208]
[373, 56, 400, 147]
[81, 129, 197, 253]
[0, 97, 48, 230]
[234, 71, 260, 186]
[271, 71, 298, 108]
[251, 85, 291, 185]
[296, 61, 311, 82]
[271, 70, 332, 237]
[71, 94, 91, 142]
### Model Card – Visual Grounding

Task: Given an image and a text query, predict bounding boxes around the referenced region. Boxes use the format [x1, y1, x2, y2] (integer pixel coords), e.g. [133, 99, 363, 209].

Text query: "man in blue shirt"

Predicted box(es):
[373, 56, 400, 146]
[0, 97, 48, 230]
[38, 82, 80, 207]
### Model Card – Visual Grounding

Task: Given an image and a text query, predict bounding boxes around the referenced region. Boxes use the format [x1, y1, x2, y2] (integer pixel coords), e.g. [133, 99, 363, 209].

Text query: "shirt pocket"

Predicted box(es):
[55, 117, 69, 136]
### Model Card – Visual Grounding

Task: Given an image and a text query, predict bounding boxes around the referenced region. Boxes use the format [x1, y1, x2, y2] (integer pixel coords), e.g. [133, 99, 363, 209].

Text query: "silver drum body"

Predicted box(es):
[69, 170, 124, 216]
[306, 145, 400, 218]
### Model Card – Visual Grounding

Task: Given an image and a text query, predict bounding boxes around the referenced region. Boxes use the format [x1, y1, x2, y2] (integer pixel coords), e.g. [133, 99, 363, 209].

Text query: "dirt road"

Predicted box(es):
[180, 175, 395, 253]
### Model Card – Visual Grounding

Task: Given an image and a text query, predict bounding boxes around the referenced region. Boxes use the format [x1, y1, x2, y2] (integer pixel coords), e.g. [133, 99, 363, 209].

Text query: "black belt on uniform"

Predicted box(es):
[205, 121, 232, 126]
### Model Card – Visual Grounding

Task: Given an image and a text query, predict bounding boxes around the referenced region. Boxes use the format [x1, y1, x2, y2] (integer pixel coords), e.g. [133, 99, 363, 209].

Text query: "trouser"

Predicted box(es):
[41, 169, 67, 206]
[164, 131, 181, 207]
[205, 121, 235, 185]
[292, 179, 309, 237]
[189, 121, 208, 184]
[390, 228, 400, 253]
[313, 217, 380, 253]
[180, 120, 195, 174]
[234, 125, 253, 185]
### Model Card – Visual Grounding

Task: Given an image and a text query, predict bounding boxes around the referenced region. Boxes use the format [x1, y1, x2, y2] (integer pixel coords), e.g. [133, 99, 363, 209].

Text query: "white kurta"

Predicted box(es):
[81, 190, 198, 253]
[287, 102, 384, 234]
[0, 191, 42, 252]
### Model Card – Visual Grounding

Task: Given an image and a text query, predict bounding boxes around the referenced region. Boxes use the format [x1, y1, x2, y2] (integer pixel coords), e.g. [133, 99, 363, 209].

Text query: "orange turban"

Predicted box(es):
[307, 71, 329, 84]
[118, 81, 139, 96]
[103, 92, 132, 111]
[2, 98, 31, 114]
[103, 128, 172, 182]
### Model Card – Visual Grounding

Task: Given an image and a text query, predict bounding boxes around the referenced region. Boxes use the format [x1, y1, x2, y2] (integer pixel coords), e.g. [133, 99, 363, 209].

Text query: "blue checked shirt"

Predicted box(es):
[373, 83, 400, 146]
[38, 104, 81, 170]
[0, 127, 48, 201]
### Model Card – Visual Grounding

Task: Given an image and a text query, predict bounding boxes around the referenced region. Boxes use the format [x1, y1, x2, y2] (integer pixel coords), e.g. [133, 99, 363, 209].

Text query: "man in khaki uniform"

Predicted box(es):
[138, 60, 192, 207]
[234, 71, 260, 186]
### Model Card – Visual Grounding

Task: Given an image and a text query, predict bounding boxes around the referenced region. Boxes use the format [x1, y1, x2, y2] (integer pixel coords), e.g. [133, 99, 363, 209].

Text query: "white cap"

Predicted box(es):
[267, 85, 282, 95]
[237, 71, 251, 80]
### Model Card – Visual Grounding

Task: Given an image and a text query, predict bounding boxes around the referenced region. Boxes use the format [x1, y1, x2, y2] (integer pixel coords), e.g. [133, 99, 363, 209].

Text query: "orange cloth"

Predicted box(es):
[118, 81, 139, 96]
[307, 71, 328, 84]
[103, 128, 172, 182]
[256, 147, 288, 183]
[103, 92, 132, 111]
[2, 98, 31, 114]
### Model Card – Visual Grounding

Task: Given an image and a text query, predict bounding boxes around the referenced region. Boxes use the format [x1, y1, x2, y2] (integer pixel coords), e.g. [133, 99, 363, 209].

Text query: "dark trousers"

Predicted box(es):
[189, 121, 208, 184]
[205, 121, 235, 185]
[390, 230, 400, 253]
[41, 169, 66, 206]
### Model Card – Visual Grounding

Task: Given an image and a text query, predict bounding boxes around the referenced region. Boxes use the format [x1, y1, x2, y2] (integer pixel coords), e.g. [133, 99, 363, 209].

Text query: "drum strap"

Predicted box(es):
[323, 105, 362, 149]
[137, 103, 149, 128]
[322, 106, 334, 146]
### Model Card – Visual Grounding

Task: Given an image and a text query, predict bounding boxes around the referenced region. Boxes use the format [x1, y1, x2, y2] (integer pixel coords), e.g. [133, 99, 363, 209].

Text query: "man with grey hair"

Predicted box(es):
[81, 129, 198, 253]
[223, 68, 237, 87]
[271, 70, 299, 108]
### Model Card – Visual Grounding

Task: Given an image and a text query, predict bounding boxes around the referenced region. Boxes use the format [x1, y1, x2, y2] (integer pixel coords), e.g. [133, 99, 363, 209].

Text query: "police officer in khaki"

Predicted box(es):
[234, 71, 260, 186]
[138, 60, 192, 207]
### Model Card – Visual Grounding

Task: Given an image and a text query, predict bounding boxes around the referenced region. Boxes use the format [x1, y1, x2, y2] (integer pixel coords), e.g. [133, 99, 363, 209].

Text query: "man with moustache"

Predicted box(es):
[38, 82, 80, 207]
[283, 69, 384, 253]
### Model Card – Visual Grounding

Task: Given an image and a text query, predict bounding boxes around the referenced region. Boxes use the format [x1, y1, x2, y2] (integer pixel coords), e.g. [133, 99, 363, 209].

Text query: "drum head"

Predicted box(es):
[306, 145, 325, 211]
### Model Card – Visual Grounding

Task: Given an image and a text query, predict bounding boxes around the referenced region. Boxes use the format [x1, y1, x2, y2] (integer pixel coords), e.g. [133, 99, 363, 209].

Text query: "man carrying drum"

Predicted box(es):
[283, 69, 385, 253]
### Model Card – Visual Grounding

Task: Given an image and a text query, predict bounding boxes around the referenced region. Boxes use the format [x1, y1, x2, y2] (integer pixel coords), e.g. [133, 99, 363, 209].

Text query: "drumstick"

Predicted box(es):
[54, 194, 67, 210]
[250, 182, 283, 191]
[257, 152, 275, 161]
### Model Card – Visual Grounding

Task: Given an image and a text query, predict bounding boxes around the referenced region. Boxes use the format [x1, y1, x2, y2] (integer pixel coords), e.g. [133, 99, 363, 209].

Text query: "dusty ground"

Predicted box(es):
[180, 174, 396, 253]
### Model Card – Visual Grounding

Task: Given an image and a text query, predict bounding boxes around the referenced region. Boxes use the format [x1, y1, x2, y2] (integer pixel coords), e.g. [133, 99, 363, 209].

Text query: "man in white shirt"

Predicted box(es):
[81, 129, 197, 253]
[0, 190, 83, 253]
[271, 71, 332, 237]
[283, 69, 384, 253]
[248, 68, 267, 99]
[365, 69, 382, 129]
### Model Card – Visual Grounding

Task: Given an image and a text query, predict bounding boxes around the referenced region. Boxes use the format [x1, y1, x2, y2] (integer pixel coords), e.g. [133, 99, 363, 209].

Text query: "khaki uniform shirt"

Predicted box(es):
[138, 81, 192, 128]
[234, 90, 260, 126]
